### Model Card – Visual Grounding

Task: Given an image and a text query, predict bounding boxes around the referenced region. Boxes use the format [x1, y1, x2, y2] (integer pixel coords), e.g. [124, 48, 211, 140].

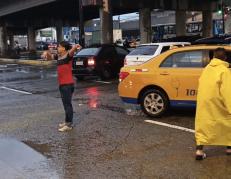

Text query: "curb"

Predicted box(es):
[0, 58, 56, 66]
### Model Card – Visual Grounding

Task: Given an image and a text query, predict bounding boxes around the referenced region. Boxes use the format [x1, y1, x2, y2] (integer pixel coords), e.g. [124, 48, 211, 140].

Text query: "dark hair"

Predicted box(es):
[214, 47, 227, 61]
[59, 41, 71, 51]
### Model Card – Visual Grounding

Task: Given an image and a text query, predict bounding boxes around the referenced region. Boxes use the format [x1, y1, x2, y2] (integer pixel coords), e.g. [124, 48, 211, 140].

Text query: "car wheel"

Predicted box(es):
[76, 76, 84, 81]
[100, 66, 113, 80]
[140, 89, 169, 117]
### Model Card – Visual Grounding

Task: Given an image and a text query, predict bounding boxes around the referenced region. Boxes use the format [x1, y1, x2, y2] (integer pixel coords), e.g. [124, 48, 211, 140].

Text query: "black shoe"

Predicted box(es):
[195, 153, 206, 160]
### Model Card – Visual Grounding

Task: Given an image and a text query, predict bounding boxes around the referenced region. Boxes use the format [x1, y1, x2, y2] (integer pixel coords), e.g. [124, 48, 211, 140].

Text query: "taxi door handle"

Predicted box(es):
[160, 72, 169, 75]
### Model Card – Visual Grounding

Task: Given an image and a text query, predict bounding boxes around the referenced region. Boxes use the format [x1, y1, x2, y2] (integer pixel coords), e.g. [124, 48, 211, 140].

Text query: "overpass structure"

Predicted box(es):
[0, 0, 219, 56]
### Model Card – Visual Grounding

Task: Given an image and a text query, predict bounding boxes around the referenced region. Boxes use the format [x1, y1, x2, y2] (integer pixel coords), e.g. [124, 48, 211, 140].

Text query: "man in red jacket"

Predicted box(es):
[42, 41, 81, 132]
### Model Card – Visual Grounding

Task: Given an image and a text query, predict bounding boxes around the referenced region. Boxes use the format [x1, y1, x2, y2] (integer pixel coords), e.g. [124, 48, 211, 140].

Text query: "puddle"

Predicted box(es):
[74, 97, 143, 116]
[23, 141, 52, 158]
[0, 138, 59, 178]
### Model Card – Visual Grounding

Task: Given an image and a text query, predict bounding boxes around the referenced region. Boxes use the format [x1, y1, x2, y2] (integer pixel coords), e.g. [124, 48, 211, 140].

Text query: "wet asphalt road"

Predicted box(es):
[0, 62, 231, 179]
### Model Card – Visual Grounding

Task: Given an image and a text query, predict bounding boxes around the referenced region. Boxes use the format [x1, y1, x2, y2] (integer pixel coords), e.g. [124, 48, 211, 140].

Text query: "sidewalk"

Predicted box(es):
[0, 58, 56, 66]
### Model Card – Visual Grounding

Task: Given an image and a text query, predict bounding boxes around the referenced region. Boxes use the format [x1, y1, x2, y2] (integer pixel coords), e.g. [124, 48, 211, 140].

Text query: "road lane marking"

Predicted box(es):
[0, 86, 32, 95]
[144, 120, 195, 133]
[94, 80, 112, 84]
[0, 65, 7, 68]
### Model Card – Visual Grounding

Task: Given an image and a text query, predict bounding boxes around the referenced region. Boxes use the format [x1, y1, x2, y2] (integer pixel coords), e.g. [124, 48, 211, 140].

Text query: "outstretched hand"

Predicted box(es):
[69, 44, 82, 57]
[41, 50, 53, 61]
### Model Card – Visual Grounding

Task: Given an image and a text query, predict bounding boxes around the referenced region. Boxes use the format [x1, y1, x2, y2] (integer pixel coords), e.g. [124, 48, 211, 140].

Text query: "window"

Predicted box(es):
[115, 47, 128, 56]
[129, 45, 158, 56]
[160, 51, 204, 68]
[77, 48, 99, 56]
[160, 46, 170, 53]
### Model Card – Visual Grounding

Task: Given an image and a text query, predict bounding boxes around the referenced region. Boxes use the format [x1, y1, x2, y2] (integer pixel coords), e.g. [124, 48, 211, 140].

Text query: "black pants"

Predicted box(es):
[196, 145, 231, 150]
[59, 84, 74, 123]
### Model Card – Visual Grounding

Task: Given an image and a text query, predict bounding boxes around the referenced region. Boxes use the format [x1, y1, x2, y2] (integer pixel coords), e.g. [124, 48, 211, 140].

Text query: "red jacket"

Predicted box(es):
[57, 53, 74, 85]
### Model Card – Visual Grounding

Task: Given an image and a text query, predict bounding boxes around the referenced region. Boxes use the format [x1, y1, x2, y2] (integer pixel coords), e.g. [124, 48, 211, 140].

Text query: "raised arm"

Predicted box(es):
[68, 44, 82, 57]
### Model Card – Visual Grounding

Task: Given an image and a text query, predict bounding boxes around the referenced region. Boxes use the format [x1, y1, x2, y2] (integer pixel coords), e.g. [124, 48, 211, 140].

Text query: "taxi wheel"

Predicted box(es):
[140, 89, 169, 117]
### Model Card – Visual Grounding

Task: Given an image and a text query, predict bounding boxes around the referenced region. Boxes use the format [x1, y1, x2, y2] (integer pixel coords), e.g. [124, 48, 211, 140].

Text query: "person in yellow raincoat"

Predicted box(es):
[195, 48, 231, 160]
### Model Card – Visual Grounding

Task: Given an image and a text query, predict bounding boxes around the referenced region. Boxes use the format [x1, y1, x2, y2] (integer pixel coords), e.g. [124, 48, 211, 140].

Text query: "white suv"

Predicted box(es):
[124, 42, 190, 66]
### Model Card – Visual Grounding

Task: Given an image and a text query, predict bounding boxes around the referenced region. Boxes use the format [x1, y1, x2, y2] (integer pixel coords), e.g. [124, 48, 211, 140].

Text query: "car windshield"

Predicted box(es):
[128, 45, 158, 56]
[77, 48, 99, 56]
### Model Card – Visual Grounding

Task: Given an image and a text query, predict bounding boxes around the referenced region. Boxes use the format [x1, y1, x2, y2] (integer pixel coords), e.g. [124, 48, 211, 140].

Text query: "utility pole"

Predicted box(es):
[118, 15, 120, 29]
[221, 0, 225, 34]
[79, 0, 85, 47]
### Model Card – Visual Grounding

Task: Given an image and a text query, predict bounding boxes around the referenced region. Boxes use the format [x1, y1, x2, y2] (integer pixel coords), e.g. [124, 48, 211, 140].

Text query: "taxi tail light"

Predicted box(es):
[119, 72, 129, 82]
[87, 57, 96, 66]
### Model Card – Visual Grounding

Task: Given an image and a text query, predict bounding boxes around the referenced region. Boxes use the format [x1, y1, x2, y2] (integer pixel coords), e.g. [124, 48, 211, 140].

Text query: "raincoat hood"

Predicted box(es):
[209, 58, 229, 68]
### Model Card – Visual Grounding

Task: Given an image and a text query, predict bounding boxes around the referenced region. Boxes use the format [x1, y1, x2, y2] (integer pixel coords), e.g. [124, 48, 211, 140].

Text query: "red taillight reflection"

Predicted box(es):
[119, 72, 130, 82]
[88, 57, 95, 66]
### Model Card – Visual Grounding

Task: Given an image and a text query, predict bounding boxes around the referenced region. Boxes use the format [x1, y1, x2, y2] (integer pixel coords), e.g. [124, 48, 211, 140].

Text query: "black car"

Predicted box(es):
[158, 35, 202, 43]
[192, 35, 231, 45]
[36, 41, 48, 50]
[72, 44, 129, 80]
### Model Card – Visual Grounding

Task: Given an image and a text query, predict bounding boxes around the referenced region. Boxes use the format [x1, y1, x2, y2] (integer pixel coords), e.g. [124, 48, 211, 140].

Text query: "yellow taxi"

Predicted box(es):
[118, 45, 231, 117]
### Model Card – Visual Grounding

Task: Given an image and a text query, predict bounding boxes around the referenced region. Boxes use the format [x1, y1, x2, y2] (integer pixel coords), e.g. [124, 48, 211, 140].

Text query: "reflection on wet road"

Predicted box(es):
[0, 63, 56, 82]
[0, 138, 58, 179]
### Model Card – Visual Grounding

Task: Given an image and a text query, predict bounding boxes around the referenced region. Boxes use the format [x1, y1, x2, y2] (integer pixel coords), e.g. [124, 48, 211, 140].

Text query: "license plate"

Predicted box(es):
[76, 61, 83, 66]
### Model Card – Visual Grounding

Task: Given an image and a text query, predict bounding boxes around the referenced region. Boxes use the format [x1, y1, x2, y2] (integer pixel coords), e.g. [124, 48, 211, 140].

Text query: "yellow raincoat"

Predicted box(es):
[195, 58, 231, 146]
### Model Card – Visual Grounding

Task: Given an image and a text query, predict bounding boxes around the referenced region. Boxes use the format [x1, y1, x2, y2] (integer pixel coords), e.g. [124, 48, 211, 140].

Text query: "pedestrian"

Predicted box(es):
[14, 41, 20, 55]
[42, 41, 81, 132]
[123, 38, 130, 48]
[195, 47, 231, 160]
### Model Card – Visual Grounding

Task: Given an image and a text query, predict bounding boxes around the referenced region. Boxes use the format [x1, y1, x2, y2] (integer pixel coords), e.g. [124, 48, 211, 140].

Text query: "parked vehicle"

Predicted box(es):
[48, 42, 58, 50]
[192, 35, 231, 45]
[72, 44, 129, 80]
[36, 41, 48, 50]
[159, 35, 202, 43]
[119, 45, 231, 117]
[124, 42, 190, 66]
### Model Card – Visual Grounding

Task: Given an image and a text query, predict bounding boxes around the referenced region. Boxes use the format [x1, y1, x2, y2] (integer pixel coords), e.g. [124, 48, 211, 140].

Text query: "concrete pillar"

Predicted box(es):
[202, 11, 213, 37]
[175, 11, 186, 36]
[9, 34, 14, 49]
[0, 26, 8, 56]
[139, 8, 152, 44]
[100, 0, 113, 44]
[225, 15, 231, 34]
[56, 26, 63, 43]
[27, 27, 36, 51]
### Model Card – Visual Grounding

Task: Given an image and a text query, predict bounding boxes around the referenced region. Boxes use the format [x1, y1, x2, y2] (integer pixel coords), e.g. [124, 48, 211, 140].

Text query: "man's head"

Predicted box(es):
[214, 48, 227, 61]
[58, 41, 70, 54]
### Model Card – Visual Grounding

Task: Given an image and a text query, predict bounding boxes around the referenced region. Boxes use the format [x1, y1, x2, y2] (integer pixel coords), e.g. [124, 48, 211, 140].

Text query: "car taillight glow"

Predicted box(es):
[88, 57, 95, 66]
[119, 72, 130, 82]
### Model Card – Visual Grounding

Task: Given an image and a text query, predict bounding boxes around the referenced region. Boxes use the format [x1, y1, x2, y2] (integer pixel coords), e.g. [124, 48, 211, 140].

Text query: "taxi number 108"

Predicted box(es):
[186, 89, 197, 96]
